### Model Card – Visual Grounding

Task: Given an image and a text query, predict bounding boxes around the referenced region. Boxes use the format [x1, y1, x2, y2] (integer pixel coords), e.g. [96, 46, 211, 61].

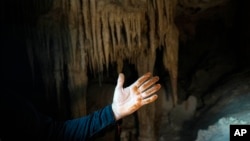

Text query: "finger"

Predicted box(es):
[139, 76, 159, 92]
[141, 94, 158, 105]
[141, 84, 161, 98]
[116, 73, 125, 88]
[134, 72, 151, 87]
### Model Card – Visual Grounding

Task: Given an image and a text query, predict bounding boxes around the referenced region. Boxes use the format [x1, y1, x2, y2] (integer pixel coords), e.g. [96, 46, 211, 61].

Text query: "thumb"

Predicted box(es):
[116, 73, 125, 88]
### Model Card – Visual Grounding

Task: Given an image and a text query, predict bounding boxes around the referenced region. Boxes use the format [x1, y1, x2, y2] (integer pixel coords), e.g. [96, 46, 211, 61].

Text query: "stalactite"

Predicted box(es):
[90, 0, 98, 73]
[148, 2, 156, 58]
[101, 11, 110, 71]
[109, 13, 116, 60]
[82, 0, 91, 41]
[115, 15, 122, 46]
[67, 0, 78, 70]
[117, 58, 124, 73]
[68, 0, 77, 66]
[131, 15, 136, 40]
[156, 0, 164, 45]
[82, 0, 92, 74]
[165, 0, 177, 24]
[78, 5, 86, 71]
[96, 13, 103, 72]
[78, 1, 148, 76]
[123, 15, 131, 51]
[135, 12, 142, 47]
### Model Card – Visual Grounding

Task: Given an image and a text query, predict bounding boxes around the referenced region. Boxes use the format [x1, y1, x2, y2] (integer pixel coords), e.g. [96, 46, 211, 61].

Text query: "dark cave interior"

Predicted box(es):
[1, 0, 250, 141]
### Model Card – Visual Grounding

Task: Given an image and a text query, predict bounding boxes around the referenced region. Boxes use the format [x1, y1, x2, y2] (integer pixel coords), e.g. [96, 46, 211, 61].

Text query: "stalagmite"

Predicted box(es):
[163, 26, 179, 106]
[136, 49, 157, 141]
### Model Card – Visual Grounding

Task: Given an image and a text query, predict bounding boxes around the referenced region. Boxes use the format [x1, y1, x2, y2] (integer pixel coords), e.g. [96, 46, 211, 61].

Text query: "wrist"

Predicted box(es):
[112, 103, 122, 121]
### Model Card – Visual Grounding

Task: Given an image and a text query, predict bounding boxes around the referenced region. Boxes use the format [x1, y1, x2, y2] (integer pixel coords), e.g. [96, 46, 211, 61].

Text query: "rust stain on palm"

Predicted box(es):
[132, 86, 140, 95]
[129, 103, 140, 112]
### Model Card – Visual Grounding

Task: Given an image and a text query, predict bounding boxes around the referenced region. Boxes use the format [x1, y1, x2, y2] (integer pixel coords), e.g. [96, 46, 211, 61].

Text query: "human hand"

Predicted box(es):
[112, 72, 161, 120]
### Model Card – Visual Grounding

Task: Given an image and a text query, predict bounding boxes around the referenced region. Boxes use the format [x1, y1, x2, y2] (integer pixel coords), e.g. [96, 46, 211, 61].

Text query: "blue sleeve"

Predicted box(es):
[0, 92, 117, 141]
[45, 105, 117, 141]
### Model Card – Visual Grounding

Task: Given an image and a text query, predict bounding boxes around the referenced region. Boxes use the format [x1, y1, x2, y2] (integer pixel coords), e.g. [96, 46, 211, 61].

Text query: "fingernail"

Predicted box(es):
[145, 72, 151, 76]
[154, 76, 159, 81]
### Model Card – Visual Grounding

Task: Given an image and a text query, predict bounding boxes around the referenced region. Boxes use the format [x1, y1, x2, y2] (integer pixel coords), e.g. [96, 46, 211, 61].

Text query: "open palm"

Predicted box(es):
[112, 72, 161, 120]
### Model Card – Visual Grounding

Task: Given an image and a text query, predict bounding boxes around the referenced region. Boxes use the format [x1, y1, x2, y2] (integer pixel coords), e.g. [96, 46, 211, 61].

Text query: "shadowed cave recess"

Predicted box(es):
[1, 0, 250, 141]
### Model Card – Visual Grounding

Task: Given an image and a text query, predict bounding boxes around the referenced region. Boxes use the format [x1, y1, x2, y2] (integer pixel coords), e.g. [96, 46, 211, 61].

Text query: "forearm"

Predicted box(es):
[47, 105, 117, 141]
